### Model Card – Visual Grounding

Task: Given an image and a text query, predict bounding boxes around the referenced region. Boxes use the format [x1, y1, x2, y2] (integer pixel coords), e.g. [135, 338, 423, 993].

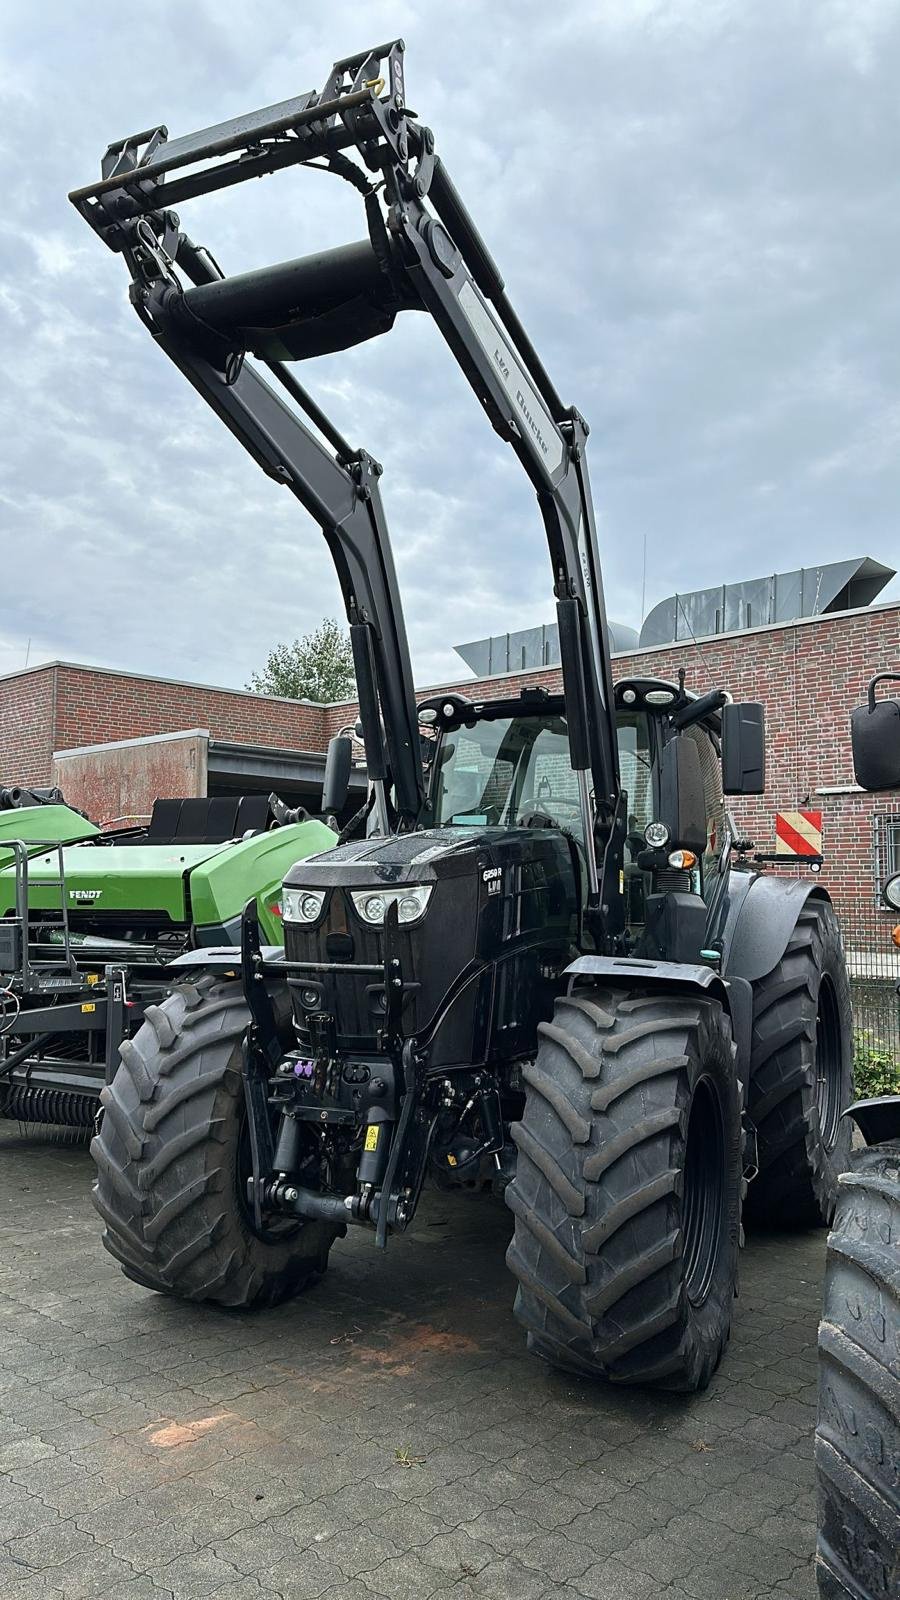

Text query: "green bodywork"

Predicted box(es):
[0, 806, 334, 945]
[0, 804, 99, 848]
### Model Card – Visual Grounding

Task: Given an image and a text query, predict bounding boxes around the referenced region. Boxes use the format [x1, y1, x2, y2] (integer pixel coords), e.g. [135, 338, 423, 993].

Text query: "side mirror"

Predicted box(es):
[722, 703, 765, 795]
[659, 735, 707, 852]
[851, 675, 900, 791]
[322, 734, 353, 816]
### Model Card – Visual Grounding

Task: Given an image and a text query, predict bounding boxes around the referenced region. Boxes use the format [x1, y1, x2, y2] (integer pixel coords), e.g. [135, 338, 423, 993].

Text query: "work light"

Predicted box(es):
[350, 886, 433, 925]
[282, 887, 326, 923]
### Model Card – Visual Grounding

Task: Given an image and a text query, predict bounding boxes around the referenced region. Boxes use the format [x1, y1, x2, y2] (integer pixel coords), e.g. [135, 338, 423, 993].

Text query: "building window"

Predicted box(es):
[875, 813, 900, 900]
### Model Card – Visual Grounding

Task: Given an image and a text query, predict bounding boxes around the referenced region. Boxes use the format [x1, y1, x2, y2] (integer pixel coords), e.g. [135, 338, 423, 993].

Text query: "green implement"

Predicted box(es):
[0, 792, 332, 1129]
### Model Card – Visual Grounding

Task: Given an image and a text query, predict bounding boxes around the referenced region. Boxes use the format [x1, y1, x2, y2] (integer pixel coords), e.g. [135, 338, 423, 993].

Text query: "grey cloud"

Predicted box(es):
[0, 0, 897, 693]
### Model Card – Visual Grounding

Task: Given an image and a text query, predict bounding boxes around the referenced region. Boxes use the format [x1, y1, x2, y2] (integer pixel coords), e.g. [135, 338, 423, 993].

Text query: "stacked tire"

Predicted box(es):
[815, 1134, 899, 1600]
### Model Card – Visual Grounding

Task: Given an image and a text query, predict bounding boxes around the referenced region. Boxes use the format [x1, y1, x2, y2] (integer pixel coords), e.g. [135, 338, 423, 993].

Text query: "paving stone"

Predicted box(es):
[575, 1558, 663, 1599]
[0, 1129, 831, 1600]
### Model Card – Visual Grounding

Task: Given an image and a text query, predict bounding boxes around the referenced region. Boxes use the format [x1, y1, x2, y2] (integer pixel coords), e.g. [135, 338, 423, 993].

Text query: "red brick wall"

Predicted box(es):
[326, 603, 900, 926]
[2, 603, 898, 925]
[0, 665, 57, 789]
[52, 665, 328, 754]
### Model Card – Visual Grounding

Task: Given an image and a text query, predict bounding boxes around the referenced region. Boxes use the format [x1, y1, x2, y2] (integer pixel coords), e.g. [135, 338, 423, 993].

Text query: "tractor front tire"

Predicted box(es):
[506, 985, 742, 1391]
[815, 1139, 900, 1599]
[91, 976, 339, 1307]
[746, 901, 852, 1229]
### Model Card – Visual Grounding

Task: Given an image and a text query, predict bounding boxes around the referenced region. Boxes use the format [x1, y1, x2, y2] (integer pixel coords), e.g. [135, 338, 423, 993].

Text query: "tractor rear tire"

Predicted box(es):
[815, 1140, 900, 1599]
[91, 975, 339, 1308]
[745, 901, 852, 1229]
[505, 985, 742, 1391]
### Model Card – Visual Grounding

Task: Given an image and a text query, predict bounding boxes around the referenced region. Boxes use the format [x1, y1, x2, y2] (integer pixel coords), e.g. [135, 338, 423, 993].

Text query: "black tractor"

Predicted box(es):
[74, 41, 852, 1391]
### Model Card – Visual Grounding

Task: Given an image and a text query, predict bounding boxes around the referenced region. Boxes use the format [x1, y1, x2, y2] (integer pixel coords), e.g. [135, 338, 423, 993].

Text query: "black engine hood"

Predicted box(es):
[283, 826, 542, 889]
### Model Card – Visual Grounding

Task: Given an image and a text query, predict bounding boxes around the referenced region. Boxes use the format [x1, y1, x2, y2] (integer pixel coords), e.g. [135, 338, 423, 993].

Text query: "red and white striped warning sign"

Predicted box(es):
[775, 809, 823, 858]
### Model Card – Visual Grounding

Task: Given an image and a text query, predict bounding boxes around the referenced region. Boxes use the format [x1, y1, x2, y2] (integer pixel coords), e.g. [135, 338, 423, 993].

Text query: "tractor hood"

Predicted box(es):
[282, 826, 523, 890]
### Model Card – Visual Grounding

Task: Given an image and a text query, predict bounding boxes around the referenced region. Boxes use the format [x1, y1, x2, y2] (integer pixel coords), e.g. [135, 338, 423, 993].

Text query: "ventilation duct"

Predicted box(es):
[639, 558, 895, 649]
[455, 619, 640, 678]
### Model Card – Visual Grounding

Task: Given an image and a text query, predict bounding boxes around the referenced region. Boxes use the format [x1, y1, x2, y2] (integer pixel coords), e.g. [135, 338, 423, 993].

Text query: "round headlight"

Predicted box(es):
[399, 895, 423, 921]
[644, 821, 670, 849]
[282, 886, 325, 923]
[363, 894, 387, 923]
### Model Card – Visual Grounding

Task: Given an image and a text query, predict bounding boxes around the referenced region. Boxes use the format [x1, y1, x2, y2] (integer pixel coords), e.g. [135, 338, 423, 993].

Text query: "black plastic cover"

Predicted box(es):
[722, 703, 765, 794]
[851, 698, 900, 791]
[659, 736, 707, 851]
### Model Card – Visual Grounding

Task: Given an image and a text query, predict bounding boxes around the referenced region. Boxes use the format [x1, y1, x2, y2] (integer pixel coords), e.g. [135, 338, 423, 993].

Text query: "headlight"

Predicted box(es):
[282, 887, 326, 923]
[644, 821, 670, 849]
[350, 885, 433, 925]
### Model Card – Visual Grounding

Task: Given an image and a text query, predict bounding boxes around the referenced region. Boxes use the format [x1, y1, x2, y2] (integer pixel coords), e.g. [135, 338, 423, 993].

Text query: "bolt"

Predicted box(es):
[283, 1187, 299, 1203]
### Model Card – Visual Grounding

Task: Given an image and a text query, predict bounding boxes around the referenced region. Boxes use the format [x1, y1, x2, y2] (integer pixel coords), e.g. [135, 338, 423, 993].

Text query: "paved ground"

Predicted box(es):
[0, 1125, 825, 1600]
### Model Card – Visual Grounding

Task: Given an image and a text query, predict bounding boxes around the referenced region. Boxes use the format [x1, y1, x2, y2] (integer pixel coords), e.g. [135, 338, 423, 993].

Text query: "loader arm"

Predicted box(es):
[71, 40, 623, 931]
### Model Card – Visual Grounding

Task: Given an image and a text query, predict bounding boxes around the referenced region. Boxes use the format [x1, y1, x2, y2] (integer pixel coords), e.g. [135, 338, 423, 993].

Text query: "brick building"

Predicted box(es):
[2, 599, 899, 932]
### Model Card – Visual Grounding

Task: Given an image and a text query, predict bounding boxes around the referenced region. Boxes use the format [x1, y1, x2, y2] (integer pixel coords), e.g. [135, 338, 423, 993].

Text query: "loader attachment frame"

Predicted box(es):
[71, 38, 624, 940]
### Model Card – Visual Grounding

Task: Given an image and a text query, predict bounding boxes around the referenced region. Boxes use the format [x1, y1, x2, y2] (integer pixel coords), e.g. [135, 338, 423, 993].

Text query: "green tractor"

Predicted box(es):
[0, 787, 333, 1129]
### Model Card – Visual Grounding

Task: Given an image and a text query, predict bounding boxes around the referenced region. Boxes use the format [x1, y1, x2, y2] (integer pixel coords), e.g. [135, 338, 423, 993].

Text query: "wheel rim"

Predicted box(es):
[815, 974, 843, 1151]
[682, 1076, 726, 1308]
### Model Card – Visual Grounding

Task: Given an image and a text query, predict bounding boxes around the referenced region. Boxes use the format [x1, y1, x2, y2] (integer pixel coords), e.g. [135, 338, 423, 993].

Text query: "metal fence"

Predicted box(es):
[840, 898, 900, 1074]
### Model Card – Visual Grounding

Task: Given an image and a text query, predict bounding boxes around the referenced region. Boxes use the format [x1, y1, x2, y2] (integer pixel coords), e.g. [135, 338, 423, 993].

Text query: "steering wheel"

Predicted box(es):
[518, 810, 559, 830]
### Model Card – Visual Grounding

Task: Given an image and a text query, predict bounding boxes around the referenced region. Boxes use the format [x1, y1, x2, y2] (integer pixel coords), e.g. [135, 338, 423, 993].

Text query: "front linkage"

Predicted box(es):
[239, 898, 504, 1249]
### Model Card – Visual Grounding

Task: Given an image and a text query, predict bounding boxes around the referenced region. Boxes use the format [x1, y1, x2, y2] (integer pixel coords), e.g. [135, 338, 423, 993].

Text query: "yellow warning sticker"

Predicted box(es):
[86, 973, 99, 986]
[364, 1125, 380, 1152]
[81, 1002, 96, 1014]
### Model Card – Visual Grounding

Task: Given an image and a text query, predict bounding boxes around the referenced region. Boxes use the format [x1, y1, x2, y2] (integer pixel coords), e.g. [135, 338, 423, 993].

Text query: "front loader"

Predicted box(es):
[73, 42, 852, 1389]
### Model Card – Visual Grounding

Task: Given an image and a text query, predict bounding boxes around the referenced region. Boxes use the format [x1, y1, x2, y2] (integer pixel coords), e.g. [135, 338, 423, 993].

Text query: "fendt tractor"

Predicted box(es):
[0, 786, 333, 1128]
[814, 674, 900, 1600]
[73, 41, 852, 1390]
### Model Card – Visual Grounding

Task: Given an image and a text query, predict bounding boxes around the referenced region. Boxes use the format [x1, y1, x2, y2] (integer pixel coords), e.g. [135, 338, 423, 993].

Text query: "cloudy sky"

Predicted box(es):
[1, 0, 898, 692]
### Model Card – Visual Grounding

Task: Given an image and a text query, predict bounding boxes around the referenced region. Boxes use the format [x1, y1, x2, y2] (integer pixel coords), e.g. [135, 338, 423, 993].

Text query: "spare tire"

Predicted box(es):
[815, 1133, 900, 1599]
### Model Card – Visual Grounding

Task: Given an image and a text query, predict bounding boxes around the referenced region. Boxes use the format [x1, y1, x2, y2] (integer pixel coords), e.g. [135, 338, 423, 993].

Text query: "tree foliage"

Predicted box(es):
[247, 618, 356, 703]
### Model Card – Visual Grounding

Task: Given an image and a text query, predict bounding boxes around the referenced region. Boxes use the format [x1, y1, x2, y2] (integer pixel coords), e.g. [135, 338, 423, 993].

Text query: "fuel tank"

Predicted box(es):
[282, 826, 579, 1067]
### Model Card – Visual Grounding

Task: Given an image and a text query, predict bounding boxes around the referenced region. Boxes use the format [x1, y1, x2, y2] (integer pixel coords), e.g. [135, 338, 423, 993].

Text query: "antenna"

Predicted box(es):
[675, 594, 717, 692]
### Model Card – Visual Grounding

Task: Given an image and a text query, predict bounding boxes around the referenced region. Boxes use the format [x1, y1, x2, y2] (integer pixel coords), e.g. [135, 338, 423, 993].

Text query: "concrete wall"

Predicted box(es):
[52, 730, 208, 828]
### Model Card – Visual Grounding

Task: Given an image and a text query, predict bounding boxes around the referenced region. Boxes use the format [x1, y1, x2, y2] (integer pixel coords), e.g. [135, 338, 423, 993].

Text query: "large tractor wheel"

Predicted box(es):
[745, 901, 852, 1228]
[506, 985, 742, 1391]
[91, 976, 339, 1307]
[815, 1137, 900, 1599]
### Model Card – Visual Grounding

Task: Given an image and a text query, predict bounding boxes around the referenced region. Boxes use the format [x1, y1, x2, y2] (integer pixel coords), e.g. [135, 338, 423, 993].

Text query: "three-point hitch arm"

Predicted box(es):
[70, 40, 625, 940]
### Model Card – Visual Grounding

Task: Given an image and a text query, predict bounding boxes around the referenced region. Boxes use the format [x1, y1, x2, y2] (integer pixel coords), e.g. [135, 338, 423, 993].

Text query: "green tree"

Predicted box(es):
[247, 618, 356, 702]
